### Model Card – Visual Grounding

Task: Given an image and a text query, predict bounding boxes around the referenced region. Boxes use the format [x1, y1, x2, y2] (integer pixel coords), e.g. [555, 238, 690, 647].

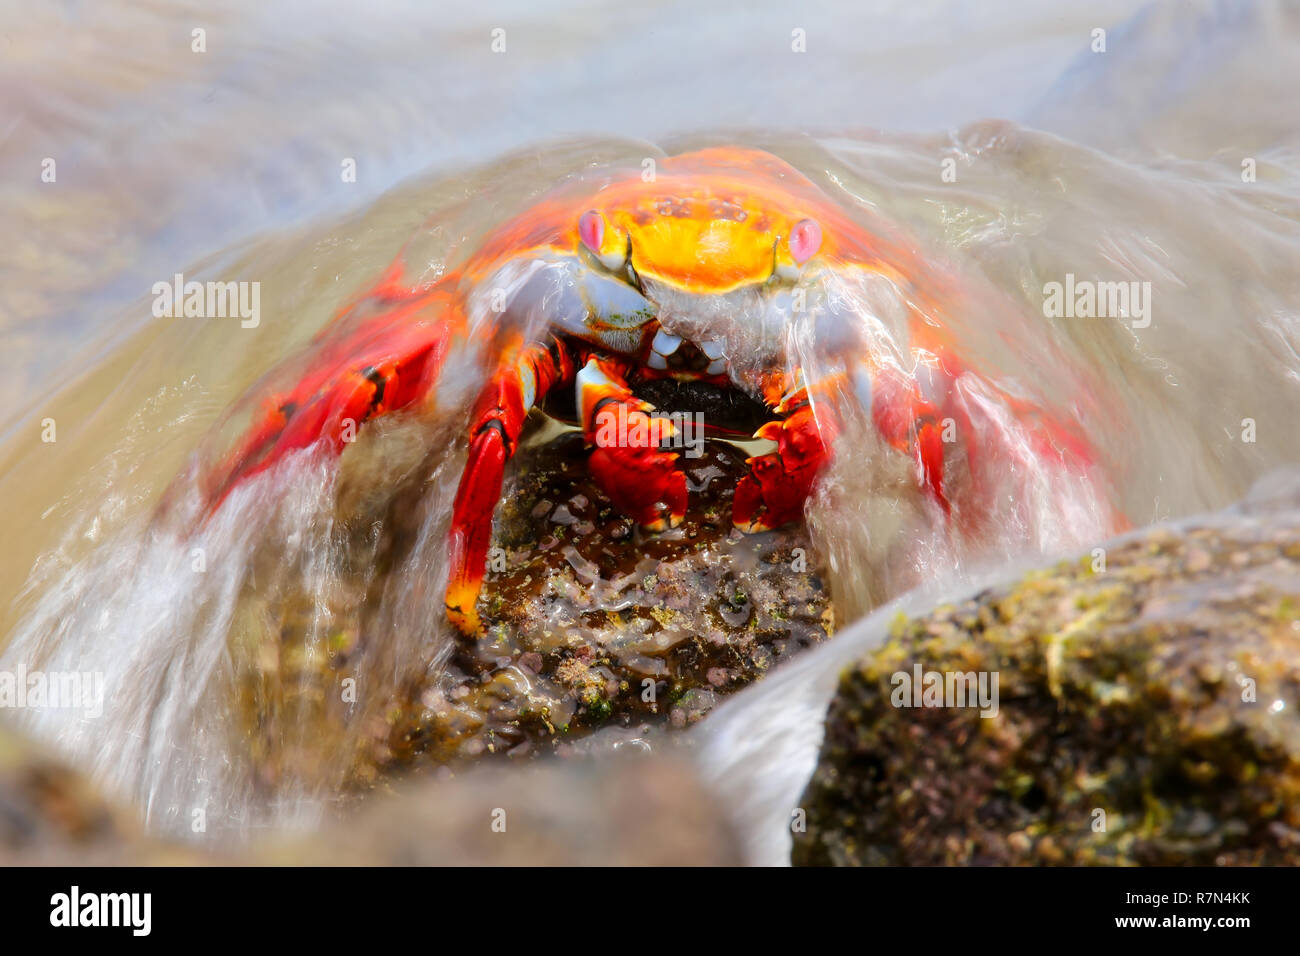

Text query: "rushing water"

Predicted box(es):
[2, 0, 1299, 850]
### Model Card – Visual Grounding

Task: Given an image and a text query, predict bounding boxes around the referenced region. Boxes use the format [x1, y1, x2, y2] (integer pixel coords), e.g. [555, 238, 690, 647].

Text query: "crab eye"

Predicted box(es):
[579, 209, 631, 273]
[579, 210, 605, 254]
[789, 218, 822, 264]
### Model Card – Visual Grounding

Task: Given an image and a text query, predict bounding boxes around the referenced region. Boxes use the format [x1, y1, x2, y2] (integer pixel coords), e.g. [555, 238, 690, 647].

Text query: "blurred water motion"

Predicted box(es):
[1, 0, 1298, 844]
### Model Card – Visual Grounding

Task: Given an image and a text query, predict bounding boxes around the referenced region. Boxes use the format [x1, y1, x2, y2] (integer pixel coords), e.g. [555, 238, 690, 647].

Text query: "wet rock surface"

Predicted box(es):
[1, 719, 738, 865]
[0, 723, 206, 865]
[385, 430, 833, 769]
[229, 424, 832, 794]
[793, 503, 1300, 866]
[268, 751, 742, 866]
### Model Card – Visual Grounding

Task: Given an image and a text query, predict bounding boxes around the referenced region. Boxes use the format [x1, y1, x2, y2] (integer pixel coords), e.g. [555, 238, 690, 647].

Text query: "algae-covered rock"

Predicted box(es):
[386, 430, 832, 768]
[792, 503, 1300, 866]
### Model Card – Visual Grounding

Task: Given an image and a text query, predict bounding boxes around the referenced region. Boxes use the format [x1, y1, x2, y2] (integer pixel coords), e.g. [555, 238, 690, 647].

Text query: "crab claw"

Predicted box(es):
[733, 399, 834, 533]
[579, 356, 688, 531]
[589, 437, 688, 532]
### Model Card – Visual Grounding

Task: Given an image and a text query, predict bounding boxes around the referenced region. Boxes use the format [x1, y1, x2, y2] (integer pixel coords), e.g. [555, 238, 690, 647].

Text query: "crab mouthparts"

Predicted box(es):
[648, 327, 728, 376]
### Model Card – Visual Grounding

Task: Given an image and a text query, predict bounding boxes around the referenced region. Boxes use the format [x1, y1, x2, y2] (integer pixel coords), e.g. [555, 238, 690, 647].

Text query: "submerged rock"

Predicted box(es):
[386, 430, 832, 769]
[792, 498, 1300, 866]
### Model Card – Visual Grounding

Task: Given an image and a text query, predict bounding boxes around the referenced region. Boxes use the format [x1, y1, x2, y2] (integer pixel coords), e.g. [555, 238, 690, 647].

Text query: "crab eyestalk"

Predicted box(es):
[579, 209, 628, 272]
[774, 217, 822, 281]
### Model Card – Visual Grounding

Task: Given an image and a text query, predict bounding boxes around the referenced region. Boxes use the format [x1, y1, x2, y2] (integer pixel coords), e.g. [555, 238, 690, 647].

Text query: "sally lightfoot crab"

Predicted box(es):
[193, 147, 1096, 635]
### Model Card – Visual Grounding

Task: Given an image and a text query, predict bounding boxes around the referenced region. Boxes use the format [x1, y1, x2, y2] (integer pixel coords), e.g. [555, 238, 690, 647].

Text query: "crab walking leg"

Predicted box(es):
[576, 355, 688, 532]
[199, 277, 461, 517]
[445, 337, 576, 634]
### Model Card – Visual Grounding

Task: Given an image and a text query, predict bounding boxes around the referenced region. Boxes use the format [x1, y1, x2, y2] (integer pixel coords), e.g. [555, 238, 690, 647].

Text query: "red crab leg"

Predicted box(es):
[445, 336, 576, 635]
[198, 272, 461, 516]
[576, 355, 689, 532]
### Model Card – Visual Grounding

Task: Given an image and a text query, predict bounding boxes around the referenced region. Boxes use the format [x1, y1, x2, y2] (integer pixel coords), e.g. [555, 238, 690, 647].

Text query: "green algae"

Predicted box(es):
[793, 511, 1300, 866]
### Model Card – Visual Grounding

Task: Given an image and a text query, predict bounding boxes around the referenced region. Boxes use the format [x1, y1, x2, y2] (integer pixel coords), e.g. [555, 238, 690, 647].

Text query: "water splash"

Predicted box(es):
[0, 415, 468, 840]
[2, 114, 1298, 842]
